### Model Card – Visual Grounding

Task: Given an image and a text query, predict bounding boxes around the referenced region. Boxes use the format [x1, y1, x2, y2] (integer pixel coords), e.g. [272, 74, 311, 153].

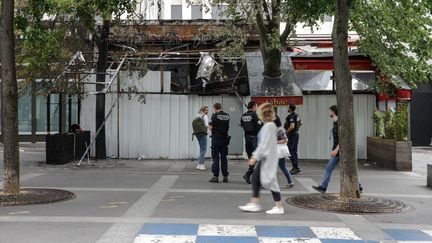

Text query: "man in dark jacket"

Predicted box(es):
[208, 103, 230, 183]
[312, 105, 363, 193]
[240, 101, 262, 184]
[285, 104, 301, 174]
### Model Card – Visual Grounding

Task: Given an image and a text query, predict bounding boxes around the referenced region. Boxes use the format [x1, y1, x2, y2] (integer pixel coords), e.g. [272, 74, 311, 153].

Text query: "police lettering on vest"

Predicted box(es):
[241, 111, 262, 136]
[210, 111, 230, 137]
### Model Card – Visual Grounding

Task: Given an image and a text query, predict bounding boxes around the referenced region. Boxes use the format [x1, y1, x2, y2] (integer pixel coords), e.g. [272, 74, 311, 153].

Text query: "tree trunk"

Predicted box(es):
[332, 0, 360, 199]
[95, 20, 109, 160]
[254, 9, 283, 79]
[0, 0, 20, 194]
[262, 47, 282, 78]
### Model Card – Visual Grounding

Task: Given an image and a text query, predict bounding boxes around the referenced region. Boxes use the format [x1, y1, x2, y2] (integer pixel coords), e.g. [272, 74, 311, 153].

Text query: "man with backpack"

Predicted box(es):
[240, 101, 262, 184]
[192, 106, 209, 171]
[285, 104, 302, 175]
[208, 103, 230, 183]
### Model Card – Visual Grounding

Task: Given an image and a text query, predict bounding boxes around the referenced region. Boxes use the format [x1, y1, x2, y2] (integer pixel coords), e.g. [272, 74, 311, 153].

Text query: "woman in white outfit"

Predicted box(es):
[195, 106, 209, 170]
[239, 103, 284, 215]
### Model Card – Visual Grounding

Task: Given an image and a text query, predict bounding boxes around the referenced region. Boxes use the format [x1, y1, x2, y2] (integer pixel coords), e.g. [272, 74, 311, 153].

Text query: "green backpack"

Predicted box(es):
[192, 117, 207, 139]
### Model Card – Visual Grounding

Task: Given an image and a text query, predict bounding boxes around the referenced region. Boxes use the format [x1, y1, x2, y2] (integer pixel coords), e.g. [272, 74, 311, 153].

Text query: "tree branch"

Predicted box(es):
[262, 0, 272, 23]
[280, 12, 299, 48]
[280, 24, 292, 47]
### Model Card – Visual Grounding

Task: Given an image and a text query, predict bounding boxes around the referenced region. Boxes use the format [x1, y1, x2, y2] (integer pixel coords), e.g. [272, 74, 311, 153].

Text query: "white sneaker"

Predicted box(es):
[266, 207, 284, 215]
[196, 164, 201, 170]
[199, 164, 206, 171]
[239, 203, 262, 212]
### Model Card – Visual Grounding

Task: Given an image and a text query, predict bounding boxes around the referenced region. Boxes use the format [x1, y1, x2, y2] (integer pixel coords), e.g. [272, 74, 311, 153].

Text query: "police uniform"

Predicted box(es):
[209, 111, 230, 179]
[285, 112, 301, 170]
[240, 110, 262, 183]
[240, 110, 262, 158]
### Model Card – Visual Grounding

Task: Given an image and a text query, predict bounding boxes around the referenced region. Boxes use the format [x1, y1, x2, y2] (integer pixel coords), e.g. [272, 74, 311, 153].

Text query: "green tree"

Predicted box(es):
[332, 0, 432, 198]
[17, 0, 136, 159]
[1, 0, 20, 194]
[352, 0, 432, 87]
[195, 0, 332, 77]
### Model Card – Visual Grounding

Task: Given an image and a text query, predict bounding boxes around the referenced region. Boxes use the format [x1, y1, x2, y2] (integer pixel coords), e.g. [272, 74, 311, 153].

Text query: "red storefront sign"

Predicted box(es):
[396, 89, 412, 101]
[292, 58, 375, 71]
[378, 89, 412, 101]
[251, 96, 303, 106]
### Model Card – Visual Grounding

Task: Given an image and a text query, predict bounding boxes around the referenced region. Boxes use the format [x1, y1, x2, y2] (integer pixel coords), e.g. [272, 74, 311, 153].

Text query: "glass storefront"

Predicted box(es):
[0, 82, 80, 141]
[18, 87, 32, 134]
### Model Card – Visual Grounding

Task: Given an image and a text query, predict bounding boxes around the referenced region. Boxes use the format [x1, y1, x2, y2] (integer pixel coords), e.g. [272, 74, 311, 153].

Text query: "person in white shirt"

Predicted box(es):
[195, 106, 209, 170]
[239, 103, 284, 215]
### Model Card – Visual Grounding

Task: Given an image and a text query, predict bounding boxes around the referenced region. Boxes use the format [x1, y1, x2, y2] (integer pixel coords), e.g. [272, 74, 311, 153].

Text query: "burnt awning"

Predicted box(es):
[245, 52, 303, 105]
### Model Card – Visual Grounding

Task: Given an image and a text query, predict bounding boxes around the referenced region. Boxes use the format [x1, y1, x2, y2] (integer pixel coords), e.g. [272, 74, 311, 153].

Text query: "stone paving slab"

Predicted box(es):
[0, 151, 431, 243]
[0, 191, 143, 217]
[0, 222, 112, 243]
[21, 172, 161, 188]
[151, 191, 340, 222]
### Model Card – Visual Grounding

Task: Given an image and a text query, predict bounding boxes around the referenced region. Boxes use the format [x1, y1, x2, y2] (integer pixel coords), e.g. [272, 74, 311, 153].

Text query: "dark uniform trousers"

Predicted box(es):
[211, 136, 229, 177]
[245, 135, 258, 159]
[244, 135, 258, 177]
[288, 132, 299, 168]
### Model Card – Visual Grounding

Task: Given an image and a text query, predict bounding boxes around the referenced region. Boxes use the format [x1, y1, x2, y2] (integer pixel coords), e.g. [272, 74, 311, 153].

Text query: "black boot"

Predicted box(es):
[243, 174, 251, 184]
[209, 176, 219, 183]
[243, 165, 254, 184]
[290, 167, 301, 175]
[312, 185, 326, 193]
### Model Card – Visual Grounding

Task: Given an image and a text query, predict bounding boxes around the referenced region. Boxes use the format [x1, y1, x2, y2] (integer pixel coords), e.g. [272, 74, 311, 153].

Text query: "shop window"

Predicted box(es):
[18, 87, 32, 134]
[49, 94, 60, 133]
[295, 71, 373, 91]
[35, 94, 48, 133]
[66, 96, 79, 129]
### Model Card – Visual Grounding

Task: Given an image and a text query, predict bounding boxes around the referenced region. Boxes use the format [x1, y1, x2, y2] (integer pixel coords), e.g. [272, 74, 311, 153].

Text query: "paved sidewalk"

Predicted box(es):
[0, 146, 431, 243]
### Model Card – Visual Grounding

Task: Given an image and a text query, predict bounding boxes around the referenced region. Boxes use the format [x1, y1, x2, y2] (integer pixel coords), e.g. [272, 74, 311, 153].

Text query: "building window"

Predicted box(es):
[211, 5, 228, 20]
[191, 5, 202, 20]
[324, 15, 333, 22]
[171, 5, 182, 20]
[18, 87, 32, 134]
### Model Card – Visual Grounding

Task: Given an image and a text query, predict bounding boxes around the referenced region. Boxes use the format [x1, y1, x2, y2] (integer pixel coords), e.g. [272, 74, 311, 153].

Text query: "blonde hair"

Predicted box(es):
[258, 103, 276, 122]
[199, 106, 208, 114]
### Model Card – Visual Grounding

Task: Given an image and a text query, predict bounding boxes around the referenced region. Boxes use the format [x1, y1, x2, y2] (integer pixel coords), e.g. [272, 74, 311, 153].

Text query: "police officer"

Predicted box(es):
[241, 101, 262, 184]
[208, 103, 230, 183]
[285, 104, 302, 175]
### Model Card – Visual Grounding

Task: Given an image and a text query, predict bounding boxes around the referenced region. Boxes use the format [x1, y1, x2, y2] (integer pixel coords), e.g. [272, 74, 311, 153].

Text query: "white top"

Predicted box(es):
[197, 114, 209, 128]
[253, 122, 280, 192]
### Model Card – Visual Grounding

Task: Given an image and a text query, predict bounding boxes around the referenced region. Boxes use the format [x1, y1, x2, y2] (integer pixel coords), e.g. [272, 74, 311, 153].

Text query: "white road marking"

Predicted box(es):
[310, 227, 360, 240]
[134, 235, 195, 243]
[259, 238, 320, 243]
[197, 224, 257, 237]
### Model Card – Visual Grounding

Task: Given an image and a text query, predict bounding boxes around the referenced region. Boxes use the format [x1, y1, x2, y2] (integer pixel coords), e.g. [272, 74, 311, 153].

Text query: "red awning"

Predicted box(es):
[292, 58, 375, 71]
[251, 96, 303, 106]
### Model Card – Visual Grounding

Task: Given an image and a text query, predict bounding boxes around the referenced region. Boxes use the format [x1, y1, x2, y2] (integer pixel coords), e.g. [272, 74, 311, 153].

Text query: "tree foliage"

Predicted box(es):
[15, 0, 136, 93]
[352, 0, 432, 87]
[191, 0, 333, 76]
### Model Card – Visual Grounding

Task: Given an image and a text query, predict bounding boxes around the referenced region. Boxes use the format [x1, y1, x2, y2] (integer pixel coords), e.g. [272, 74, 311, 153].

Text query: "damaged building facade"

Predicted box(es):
[1, 3, 380, 160]
[75, 20, 376, 160]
